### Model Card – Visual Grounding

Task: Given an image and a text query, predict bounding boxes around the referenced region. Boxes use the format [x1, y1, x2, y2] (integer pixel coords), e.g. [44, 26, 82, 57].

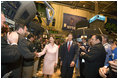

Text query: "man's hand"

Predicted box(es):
[109, 60, 117, 72]
[60, 61, 62, 66]
[80, 46, 86, 51]
[34, 51, 39, 58]
[81, 52, 86, 56]
[99, 67, 109, 78]
[7, 32, 18, 44]
[70, 61, 75, 67]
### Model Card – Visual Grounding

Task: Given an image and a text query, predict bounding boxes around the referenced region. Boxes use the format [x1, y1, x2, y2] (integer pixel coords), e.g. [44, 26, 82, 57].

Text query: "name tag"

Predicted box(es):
[82, 59, 85, 63]
[112, 53, 115, 60]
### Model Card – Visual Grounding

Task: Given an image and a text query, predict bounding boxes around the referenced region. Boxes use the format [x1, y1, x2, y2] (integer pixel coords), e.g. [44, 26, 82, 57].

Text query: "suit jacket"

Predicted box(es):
[1, 36, 22, 77]
[17, 34, 35, 66]
[23, 39, 35, 66]
[60, 41, 79, 67]
[82, 43, 106, 77]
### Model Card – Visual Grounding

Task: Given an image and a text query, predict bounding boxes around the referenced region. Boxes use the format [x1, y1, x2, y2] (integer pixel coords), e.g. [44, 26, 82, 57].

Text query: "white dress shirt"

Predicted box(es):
[67, 41, 73, 47]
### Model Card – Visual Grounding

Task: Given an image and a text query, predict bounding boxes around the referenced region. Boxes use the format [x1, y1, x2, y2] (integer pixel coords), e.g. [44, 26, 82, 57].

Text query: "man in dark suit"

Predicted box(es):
[15, 23, 38, 78]
[81, 35, 106, 78]
[1, 32, 22, 78]
[60, 33, 79, 78]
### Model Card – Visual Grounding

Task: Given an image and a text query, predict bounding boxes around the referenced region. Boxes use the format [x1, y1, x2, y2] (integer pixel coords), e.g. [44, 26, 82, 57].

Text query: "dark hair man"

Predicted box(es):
[60, 33, 79, 78]
[15, 22, 38, 78]
[81, 35, 106, 78]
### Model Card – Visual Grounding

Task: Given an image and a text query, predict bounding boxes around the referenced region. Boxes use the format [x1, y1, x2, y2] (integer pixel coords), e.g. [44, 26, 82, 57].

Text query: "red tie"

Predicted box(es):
[68, 42, 71, 52]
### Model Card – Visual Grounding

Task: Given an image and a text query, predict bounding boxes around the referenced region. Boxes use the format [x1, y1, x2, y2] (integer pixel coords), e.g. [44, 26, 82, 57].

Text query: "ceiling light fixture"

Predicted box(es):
[83, 5, 85, 7]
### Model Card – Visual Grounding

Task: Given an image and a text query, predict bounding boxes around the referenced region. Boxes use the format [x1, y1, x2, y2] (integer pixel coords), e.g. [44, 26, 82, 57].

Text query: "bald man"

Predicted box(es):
[1, 12, 22, 78]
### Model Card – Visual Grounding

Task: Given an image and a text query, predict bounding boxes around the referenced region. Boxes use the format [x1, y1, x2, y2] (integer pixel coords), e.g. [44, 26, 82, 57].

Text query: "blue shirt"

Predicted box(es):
[109, 47, 117, 61]
[103, 43, 112, 67]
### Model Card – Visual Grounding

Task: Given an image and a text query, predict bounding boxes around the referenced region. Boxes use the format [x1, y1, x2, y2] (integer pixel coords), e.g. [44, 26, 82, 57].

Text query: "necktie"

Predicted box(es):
[68, 42, 71, 52]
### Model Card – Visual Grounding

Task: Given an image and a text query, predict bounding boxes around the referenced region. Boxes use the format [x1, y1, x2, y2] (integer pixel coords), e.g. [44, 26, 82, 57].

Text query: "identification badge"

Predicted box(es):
[112, 53, 114, 60]
[82, 59, 85, 63]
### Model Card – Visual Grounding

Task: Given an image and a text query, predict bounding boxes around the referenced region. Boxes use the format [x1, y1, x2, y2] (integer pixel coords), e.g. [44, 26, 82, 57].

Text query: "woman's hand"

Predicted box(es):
[34, 51, 39, 58]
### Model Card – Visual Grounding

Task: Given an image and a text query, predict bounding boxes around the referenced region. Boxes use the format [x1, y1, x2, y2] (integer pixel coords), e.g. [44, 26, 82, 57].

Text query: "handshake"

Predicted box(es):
[34, 51, 40, 58]
[34, 51, 39, 58]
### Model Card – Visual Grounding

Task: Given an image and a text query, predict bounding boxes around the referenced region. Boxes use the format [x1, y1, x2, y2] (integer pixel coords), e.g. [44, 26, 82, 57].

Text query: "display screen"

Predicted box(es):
[62, 13, 88, 30]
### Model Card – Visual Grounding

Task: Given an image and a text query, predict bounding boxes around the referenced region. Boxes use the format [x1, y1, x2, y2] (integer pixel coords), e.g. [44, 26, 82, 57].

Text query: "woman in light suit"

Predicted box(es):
[38, 35, 58, 78]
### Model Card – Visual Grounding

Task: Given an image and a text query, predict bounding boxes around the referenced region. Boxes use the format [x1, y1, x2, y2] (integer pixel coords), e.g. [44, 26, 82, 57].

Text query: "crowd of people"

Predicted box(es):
[1, 12, 117, 78]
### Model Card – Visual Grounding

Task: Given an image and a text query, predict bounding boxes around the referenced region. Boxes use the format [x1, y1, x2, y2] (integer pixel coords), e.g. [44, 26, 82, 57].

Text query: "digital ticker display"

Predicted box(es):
[89, 15, 106, 23]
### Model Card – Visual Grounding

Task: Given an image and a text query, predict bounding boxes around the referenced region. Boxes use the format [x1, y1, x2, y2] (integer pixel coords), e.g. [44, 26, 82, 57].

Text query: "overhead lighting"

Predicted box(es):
[83, 5, 85, 7]
[102, 10, 105, 12]
[91, 1, 95, 3]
